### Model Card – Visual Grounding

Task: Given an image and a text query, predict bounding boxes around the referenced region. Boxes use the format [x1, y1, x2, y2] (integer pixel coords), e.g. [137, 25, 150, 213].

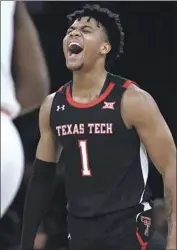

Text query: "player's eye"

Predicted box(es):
[66, 29, 72, 34]
[82, 28, 92, 33]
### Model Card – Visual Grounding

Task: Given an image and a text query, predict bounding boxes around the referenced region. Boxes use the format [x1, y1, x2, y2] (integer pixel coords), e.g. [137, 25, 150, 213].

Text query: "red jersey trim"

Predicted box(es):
[66, 82, 115, 108]
[136, 228, 148, 250]
[123, 80, 138, 88]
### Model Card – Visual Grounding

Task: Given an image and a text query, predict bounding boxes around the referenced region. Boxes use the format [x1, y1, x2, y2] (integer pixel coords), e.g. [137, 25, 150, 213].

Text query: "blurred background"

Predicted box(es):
[0, 1, 176, 250]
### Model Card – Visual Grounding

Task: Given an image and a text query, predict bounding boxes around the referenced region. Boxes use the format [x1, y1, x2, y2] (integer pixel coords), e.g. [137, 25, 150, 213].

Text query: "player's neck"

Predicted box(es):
[73, 67, 107, 90]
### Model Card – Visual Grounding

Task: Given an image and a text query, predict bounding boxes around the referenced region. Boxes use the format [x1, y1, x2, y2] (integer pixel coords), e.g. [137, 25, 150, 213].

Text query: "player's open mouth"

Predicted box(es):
[68, 42, 84, 57]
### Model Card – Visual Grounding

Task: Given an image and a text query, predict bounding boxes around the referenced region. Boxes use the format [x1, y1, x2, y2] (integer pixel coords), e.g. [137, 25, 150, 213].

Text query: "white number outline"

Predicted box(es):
[78, 140, 92, 177]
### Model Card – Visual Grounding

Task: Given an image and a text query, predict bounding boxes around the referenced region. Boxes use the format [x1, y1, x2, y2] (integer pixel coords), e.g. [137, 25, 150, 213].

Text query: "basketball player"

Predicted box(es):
[1, 1, 49, 217]
[20, 4, 176, 250]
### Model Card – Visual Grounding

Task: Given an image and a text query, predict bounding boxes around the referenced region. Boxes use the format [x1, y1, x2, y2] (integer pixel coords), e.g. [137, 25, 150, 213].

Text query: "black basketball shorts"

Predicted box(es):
[68, 204, 153, 250]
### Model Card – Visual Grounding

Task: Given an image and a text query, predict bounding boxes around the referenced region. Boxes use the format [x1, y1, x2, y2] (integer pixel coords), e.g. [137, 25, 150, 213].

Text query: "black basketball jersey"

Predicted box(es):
[50, 72, 151, 218]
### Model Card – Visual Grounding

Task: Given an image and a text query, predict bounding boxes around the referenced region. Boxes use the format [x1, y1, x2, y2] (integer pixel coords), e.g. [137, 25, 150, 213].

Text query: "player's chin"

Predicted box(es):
[66, 62, 84, 71]
[65, 50, 85, 71]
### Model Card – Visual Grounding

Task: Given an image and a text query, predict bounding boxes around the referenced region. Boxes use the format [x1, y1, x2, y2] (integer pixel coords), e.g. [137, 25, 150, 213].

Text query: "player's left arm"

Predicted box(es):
[122, 84, 176, 249]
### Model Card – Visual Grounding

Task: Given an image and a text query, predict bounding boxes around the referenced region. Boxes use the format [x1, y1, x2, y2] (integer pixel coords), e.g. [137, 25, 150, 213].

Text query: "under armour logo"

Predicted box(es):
[102, 101, 116, 110]
[56, 105, 65, 111]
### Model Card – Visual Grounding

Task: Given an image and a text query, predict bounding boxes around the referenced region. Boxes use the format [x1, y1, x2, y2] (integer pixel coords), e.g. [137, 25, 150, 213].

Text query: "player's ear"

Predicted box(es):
[100, 42, 111, 56]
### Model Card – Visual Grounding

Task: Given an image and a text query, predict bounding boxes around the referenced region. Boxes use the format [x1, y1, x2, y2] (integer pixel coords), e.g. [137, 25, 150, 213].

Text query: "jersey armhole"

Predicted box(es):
[49, 92, 58, 133]
[120, 80, 138, 132]
[49, 82, 69, 133]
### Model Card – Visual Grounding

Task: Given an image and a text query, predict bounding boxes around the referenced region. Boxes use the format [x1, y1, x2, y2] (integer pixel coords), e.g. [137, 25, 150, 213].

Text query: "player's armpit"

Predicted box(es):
[36, 93, 63, 162]
[121, 84, 176, 249]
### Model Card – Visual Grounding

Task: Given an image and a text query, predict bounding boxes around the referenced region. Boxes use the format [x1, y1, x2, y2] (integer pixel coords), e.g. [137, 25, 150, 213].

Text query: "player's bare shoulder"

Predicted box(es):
[39, 93, 56, 132]
[121, 83, 159, 128]
[37, 92, 62, 162]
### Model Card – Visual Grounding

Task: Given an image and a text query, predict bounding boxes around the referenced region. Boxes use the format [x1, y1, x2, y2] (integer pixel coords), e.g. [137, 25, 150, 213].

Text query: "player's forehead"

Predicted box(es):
[70, 16, 101, 30]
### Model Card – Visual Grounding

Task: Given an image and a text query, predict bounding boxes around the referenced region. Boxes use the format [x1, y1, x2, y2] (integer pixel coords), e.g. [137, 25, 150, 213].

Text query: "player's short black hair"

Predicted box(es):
[67, 4, 124, 68]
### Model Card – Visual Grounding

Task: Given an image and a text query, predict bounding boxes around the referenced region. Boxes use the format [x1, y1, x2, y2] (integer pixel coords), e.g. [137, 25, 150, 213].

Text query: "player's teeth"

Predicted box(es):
[69, 42, 81, 48]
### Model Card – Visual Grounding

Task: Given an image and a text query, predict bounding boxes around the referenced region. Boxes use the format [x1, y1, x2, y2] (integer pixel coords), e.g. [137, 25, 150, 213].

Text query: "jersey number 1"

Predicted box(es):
[78, 140, 92, 176]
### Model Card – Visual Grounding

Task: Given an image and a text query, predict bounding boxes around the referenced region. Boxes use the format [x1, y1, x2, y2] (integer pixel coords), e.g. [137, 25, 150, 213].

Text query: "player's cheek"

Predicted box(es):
[88, 39, 99, 53]
[62, 37, 67, 51]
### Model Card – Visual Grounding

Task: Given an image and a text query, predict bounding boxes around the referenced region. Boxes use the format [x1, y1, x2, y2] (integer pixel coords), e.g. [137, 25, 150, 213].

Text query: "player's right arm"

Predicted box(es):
[20, 94, 63, 250]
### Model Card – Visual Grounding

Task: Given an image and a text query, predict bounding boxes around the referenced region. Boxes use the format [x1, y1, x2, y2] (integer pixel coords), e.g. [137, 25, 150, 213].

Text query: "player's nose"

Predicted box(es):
[70, 29, 81, 37]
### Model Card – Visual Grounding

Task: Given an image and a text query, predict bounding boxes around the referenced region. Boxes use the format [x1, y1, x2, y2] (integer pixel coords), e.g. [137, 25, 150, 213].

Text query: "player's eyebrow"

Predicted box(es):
[68, 25, 94, 31]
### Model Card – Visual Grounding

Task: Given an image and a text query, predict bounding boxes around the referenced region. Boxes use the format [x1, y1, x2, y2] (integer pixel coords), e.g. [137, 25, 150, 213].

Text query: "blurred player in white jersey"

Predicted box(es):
[1, 1, 50, 217]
